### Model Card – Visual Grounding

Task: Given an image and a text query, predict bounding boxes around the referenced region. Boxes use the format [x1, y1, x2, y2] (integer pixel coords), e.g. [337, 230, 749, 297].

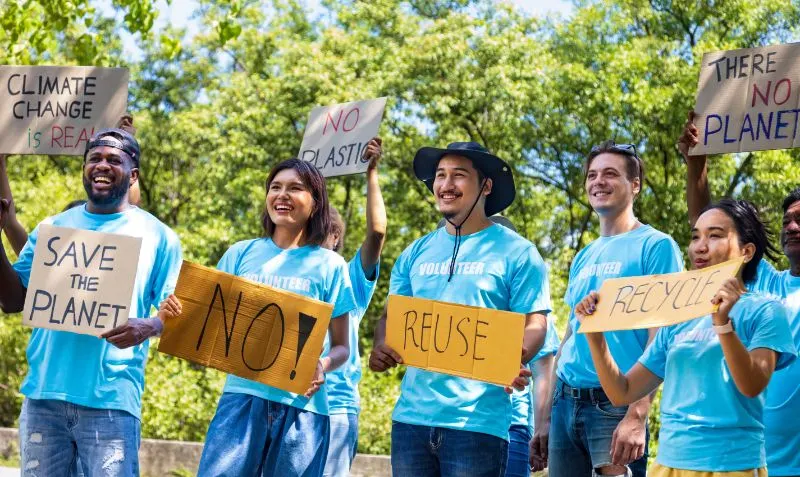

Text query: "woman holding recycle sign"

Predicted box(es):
[575, 195, 797, 477]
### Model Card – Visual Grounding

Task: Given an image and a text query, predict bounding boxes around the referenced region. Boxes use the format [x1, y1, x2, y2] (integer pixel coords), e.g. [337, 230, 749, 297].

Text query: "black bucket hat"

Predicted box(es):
[84, 128, 141, 168]
[413, 141, 515, 216]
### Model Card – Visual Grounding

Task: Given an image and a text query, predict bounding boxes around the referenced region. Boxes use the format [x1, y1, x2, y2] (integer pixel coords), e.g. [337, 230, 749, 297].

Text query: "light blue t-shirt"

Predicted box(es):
[324, 248, 379, 415]
[219, 238, 356, 415]
[640, 293, 796, 471]
[510, 318, 560, 431]
[12, 205, 182, 419]
[558, 225, 683, 388]
[389, 224, 552, 440]
[752, 259, 800, 476]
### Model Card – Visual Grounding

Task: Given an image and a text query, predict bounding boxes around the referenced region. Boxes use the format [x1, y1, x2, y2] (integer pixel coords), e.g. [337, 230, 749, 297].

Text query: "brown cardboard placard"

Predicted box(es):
[298, 97, 387, 177]
[385, 295, 525, 386]
[158, 261, 334, 395]
[691, 43, 800, 155]
[0, 65, 129, 155]
[578, 258, 744, 333]
[22, 224, 142, 336]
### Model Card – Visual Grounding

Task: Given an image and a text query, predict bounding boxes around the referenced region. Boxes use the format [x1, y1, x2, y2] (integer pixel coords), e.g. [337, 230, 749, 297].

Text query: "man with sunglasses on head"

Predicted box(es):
[0, 128, 182, 476]
[547, 141, 683, 477]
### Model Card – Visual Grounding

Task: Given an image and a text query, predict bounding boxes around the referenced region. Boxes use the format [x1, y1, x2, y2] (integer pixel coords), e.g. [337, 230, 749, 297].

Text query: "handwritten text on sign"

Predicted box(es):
[22, 225, 142, 336]
[0, 66, 129, 155]
[158, 261, 333, 395]
[691, 43, 800, 155]
[578, 258, 744, 333]
[299, 97, 387, 177]
[385, 295, 525, 386]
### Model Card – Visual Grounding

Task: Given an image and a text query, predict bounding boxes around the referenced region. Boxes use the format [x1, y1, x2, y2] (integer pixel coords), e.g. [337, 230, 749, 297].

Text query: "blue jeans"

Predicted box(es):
[18, 398, 140, 477]
[323, 413, 358, 477]
[504, 425, 531, 477]
[197, 392, 330, 477]
[549, 379, 648, 477]
[391, 421, 508, 477]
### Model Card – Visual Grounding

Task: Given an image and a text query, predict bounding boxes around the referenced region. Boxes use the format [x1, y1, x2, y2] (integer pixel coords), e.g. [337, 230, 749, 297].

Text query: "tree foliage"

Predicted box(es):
[1, 0, 799, 456]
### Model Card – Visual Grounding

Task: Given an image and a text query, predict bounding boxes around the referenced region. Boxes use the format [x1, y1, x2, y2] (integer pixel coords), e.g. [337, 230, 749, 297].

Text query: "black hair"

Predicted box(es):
[328, 206, 346, 253]
[782, 187, 800, 213]
[700, 198, 780, 283]
[261, 158, 331, 247]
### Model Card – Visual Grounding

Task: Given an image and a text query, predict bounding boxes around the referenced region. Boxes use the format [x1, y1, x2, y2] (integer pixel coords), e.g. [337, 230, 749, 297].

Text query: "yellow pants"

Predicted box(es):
[650, 463, 768, 477]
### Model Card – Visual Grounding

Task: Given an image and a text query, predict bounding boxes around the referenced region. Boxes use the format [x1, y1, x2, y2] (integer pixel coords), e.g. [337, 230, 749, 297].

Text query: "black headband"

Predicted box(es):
[85, 137, 139, 167]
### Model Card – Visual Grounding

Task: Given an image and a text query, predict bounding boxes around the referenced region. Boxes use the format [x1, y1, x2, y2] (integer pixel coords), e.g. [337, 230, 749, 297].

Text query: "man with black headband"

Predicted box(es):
[547, 141, 682, 477]
[0, 128, 182, 476]
[369, 142, 551, 476]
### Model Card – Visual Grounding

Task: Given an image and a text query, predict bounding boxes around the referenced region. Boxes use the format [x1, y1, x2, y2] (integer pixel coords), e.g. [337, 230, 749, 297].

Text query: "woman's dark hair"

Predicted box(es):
[329, 206, 346, 253]
[700, 198, 780, 283]
[261, 159, 331, 247]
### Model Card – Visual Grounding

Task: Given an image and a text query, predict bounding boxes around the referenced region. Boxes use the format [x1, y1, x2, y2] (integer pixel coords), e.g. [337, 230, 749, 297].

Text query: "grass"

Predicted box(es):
[0, 454, 19, 467]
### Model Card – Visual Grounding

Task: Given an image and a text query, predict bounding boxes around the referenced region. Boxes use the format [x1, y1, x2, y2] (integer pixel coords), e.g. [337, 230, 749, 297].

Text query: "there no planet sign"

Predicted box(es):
[298, 97, 387, 178]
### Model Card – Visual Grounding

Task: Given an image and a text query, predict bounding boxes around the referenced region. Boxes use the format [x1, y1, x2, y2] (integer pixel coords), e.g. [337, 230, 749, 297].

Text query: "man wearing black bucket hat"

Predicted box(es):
[0, 128, 182, 476]
[369, 142, 551, 476]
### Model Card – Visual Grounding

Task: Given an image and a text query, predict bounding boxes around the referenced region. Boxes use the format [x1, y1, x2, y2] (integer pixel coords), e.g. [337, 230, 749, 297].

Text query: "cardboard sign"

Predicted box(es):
[158, 261, 334, 395]
[578, 258, 744, 333]
[298, 97, 387, 177]
[385, 295, 525, 386]
[22, 225, 142, 336]
[691, 43, 800, 155]
[0, 66, 129, 155]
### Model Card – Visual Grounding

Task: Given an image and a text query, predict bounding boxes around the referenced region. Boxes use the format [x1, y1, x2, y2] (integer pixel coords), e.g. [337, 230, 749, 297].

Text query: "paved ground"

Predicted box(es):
[0, 467, 17, 476]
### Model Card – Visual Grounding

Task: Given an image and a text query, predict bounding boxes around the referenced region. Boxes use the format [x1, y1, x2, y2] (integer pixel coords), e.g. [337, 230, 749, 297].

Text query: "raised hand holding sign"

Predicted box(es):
[691, 43, 800, 155]
[299, 98, 387, 177]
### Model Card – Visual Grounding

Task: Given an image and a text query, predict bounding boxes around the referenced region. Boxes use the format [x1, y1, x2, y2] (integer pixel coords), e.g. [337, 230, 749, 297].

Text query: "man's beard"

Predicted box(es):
[83, 174, 130, 207]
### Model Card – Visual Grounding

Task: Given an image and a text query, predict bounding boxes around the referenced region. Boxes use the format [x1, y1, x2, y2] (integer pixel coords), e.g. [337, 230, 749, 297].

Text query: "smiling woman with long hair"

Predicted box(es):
[160, 159, 355, 477]
[575, 199, 797, 477]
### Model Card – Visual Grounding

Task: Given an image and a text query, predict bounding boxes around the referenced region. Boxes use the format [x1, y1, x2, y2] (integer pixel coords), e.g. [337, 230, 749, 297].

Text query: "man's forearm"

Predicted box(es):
[0, 157, 28, 255]
[686, 155, 710, 227]
[0, 242, 25, 312]
[533, 356, 554, 429]
[5, 220, 28, 256]
[374, 313, 387, 345]
[522, 313, 547, 363]
[324, 344, 350, 373]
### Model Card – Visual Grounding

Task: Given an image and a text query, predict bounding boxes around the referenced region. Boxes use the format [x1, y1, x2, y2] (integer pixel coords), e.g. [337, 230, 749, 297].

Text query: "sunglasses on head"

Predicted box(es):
[591, 142, 640, 158]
